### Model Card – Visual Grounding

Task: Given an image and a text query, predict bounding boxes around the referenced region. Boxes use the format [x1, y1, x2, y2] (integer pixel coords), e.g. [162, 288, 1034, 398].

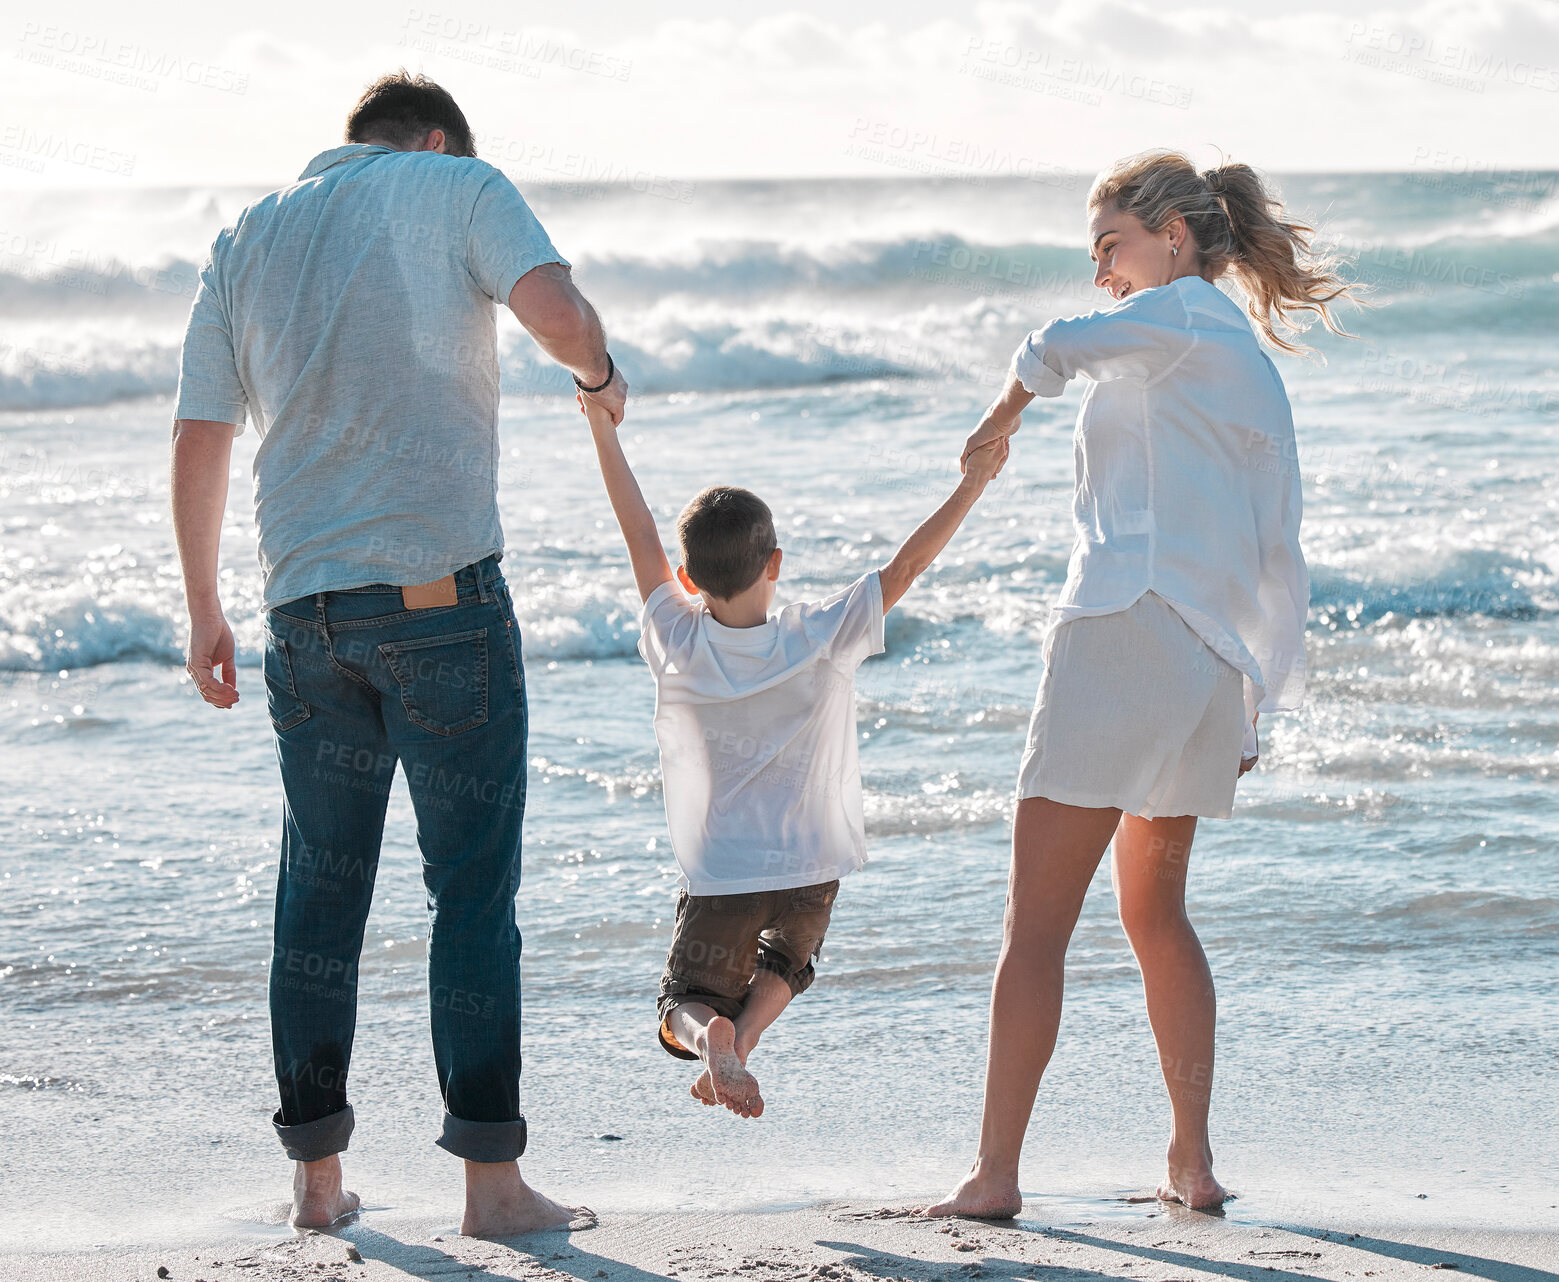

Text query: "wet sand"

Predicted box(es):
[6, 1198, 1555, 1282]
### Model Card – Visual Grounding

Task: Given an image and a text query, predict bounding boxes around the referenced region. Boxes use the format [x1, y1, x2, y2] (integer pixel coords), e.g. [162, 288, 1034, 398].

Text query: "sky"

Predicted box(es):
[2, 0, 1556, 188]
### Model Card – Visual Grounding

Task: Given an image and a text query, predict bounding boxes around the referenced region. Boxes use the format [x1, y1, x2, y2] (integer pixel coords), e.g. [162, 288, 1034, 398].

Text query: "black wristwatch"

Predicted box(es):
[572, 354, 614, 395]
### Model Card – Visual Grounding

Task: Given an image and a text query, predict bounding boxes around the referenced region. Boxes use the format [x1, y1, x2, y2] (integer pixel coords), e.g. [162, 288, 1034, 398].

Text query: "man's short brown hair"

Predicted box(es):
[676, 487, 777, 600]
[346, 70, 475, 159]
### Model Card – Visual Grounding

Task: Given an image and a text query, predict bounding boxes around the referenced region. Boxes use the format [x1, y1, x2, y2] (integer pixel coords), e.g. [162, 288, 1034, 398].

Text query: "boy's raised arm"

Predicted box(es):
[579, 396, 674, 602]
[878, 437, 1007, 613]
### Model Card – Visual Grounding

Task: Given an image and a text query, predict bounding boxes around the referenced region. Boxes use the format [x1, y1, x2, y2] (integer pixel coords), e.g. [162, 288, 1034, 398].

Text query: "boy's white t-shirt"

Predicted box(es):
[637, 571, 886, 896]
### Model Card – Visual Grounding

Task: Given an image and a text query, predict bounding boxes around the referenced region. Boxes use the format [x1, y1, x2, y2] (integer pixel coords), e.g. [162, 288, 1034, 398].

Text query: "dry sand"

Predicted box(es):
[6, 1198, 1556, 1282]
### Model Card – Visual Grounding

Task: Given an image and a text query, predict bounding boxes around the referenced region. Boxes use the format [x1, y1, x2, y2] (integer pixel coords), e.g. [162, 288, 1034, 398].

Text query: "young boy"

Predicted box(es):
[580, 394, 1007, 1118]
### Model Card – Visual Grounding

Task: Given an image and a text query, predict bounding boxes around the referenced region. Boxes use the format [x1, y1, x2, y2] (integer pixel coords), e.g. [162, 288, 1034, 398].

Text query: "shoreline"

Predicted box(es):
[6, 1197, 1556, 1282]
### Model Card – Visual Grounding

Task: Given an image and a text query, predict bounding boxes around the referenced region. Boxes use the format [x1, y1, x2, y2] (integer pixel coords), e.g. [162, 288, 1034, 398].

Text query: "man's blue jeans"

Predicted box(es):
[261, 554, 529, 1164]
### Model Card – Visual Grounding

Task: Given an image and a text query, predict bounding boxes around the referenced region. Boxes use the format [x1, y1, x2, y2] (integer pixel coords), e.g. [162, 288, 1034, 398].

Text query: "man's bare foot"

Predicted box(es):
[461, 1160, 595, 1238]
[291, 1156, 361, 1228]
[695, 1016, 763, 1118]
[691, 1069, 717, 1105]
[1156, 1142, 1231, 1210]
[921, 1163, 1023, 1219]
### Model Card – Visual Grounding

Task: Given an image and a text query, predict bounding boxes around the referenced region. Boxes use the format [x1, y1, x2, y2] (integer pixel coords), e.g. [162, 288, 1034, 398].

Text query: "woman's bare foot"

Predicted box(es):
[920, 1163, 1023, 1219]
[695, 1016, 763, 1118]
[1156, 1141, 1231, 1210]
[291, 1156, 361, 1228]
[461, 1160, 595, 1238]
[691, 1069, 717, 1105]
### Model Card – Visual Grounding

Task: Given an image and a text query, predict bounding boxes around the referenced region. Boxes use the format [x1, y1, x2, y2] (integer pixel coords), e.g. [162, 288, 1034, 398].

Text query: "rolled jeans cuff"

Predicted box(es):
[435, 1111, 528, 1163]
[273, 1103, 354, 1162]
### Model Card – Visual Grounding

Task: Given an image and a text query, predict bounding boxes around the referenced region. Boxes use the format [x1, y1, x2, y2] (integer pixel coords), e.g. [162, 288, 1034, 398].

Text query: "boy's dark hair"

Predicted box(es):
[345, 70, 476, 159]
[677, 487, 778, 600]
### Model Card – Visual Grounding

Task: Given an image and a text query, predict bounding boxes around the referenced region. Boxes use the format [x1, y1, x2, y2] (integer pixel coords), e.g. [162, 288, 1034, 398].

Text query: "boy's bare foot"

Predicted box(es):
[461, 1160, 595, 1238]
[920, 1164, 1023, 1219]
[696, 1016, 763, 1118]
[1157, 1142, 1231, 1210]
[692, 1021, 758, 1105]
[291, 1156, 361, 1228]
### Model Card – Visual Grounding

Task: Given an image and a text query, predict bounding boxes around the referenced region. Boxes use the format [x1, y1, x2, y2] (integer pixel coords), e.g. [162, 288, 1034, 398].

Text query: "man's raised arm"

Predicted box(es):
[508, 264, 628, 425]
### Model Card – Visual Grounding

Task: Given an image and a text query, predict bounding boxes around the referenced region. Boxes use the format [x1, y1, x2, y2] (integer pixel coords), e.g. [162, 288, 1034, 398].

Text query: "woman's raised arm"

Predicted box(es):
[961, 372, 1035, 471]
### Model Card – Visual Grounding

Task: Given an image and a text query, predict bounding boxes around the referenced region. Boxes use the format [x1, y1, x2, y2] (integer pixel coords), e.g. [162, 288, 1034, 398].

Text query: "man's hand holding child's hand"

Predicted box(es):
[578, 391, 617, 433]
[578, 362, 629, 426]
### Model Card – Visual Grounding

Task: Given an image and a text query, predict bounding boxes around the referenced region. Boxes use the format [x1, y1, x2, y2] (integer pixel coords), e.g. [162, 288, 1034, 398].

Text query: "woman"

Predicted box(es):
[925, 150, 1365, 1215]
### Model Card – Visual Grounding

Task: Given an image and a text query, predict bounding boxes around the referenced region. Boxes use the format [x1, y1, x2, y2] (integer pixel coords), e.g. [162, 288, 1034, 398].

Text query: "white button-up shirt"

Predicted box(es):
[1011, 274, 1310, 758]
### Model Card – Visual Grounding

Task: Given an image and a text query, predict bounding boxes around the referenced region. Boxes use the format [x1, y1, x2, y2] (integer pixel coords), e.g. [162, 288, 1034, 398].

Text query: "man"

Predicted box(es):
[170, 70, 626, 1236]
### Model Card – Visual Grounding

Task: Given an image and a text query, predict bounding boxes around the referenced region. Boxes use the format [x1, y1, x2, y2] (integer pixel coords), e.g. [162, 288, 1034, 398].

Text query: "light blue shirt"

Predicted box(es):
[174, 143, 568, 609]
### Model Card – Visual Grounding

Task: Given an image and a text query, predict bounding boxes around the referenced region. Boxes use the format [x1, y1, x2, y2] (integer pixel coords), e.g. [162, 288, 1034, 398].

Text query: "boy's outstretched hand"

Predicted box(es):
[962, 436, 1010, 487]
[578, 390, 616, 432]
[879, 435, 1007, 613]
[578, 389, 675, 603]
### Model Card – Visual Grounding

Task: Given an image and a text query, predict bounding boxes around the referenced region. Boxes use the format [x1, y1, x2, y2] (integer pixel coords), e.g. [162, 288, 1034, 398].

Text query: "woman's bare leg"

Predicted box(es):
[922, 796, 1124, 1218]
[1111, 812, 1230, 1209]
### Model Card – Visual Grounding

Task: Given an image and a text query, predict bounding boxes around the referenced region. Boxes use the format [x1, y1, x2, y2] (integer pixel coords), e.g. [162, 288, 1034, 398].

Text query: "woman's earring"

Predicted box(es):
[1171, 244, 1179, 257]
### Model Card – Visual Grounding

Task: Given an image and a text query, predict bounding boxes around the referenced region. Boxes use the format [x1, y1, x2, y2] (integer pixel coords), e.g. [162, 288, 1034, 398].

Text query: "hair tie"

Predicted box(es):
[1202, 169, 1233, 220]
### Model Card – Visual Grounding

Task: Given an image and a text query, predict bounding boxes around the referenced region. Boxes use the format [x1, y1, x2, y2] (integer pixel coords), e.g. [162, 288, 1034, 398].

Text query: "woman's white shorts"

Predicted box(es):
[1016, 589, 1246, 820]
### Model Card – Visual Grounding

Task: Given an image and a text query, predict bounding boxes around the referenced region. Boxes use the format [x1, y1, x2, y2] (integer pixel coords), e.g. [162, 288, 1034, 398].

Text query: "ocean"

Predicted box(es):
[1, 169, 1556, 1252]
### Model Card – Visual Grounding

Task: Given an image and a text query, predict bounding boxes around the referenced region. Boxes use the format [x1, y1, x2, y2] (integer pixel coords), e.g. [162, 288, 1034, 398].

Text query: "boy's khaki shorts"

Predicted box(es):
[655, 879, 840, 1060]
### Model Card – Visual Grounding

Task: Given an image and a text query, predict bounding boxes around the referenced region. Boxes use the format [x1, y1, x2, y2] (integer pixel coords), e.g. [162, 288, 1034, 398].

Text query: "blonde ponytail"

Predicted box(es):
[1089, 149, 1370, 357]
